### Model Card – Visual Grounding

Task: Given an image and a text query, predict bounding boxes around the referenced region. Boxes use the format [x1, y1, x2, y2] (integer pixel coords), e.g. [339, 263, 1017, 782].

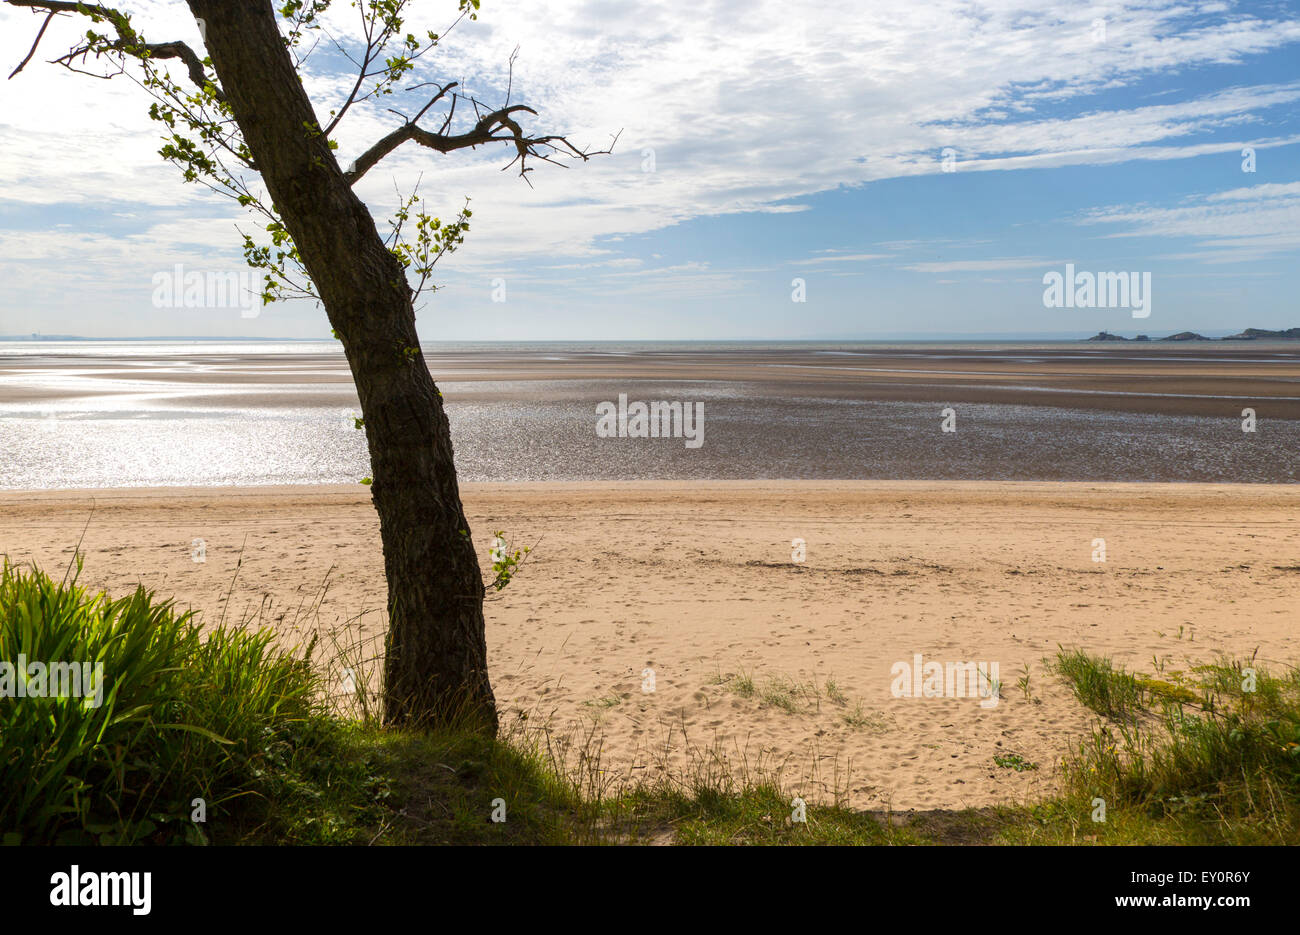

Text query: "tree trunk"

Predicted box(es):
[188, 0, 497, 732]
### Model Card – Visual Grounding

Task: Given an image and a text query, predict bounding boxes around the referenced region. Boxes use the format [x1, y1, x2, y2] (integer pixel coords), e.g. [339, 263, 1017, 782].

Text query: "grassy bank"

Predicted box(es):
[1032, 648, 1300, 844]
[2, 560, 1295, 845]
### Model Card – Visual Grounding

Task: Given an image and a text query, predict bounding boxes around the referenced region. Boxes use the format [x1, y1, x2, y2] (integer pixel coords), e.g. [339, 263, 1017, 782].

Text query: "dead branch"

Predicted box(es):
[345, 102, 620, 187]
[4, 0, 224, 101]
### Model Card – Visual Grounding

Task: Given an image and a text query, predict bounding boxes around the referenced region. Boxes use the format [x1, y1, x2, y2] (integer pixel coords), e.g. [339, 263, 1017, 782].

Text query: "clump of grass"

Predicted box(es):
[1053, 650, 1300, 844]
[1134, 677, 1202, 707]
[715, 671, 890, 732]
[0, 558, 324, 845]
[756, 675, 817, 713]
[1016, 665, 1042, 705]
[715, 669, 831, 715]
[843, 702, 891, 733]
[824, 678, 848, 706]
[583, 693, 622, 711]
[1055, 648, 1212, 718]
[1053, 648, 1144, 721]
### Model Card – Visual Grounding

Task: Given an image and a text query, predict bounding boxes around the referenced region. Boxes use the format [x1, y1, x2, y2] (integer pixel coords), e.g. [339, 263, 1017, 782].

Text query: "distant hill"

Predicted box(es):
[0, 334, 84, 341]
[0, 335, 308, 342]
[1086, 329, 1298, 342]
[1221, 327, 1300, 341]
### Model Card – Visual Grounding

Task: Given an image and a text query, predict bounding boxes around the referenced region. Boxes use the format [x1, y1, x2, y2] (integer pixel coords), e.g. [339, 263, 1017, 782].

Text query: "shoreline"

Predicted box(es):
[4, 475, 1299, 496]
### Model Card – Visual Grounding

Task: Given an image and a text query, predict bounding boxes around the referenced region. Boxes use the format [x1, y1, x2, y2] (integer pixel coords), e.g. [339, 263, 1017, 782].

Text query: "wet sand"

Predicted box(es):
[3, 342, 1300, 418]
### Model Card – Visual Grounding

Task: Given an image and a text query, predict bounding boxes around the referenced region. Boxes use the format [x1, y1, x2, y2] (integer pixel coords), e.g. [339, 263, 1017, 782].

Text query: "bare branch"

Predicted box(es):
[504, 45, 518, 107]
[345, 102, 619, 186]
[320, 1, 471, 139]
[3, 0, 223, 101]
[8, 9, 54, 79]
[412, 81, 455, 123]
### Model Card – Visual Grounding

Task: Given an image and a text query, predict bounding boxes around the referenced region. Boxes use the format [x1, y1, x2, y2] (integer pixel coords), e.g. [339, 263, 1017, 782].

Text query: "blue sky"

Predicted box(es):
[0, 0, 1297, 340]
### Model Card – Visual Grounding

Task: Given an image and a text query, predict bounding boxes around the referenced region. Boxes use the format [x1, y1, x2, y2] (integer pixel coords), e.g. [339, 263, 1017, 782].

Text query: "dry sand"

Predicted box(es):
[2, 480, 1298, 812]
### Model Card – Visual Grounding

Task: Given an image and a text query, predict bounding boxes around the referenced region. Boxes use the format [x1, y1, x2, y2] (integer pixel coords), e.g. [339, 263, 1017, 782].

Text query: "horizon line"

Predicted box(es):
[0, 330, 1294, 343]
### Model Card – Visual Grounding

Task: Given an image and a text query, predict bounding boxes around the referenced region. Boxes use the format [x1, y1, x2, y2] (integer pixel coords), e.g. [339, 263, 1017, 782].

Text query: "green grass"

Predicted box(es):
[1040, 649, 1300, 844]
[715, 669, 834, 715]
[993, 753, 1039, 772]
[0, 560, 915, 845]
[824, 678, 848, 706]
[0, 558, 322, 844]
[5, 560, 1298, 845]
[1053, 648, 1146, 721]
[582, 693, 622, 712]
[716, 669, 890, 733]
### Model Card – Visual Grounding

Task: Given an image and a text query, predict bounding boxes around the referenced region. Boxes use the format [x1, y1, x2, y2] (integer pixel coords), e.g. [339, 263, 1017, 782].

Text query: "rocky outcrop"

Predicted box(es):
[1221, 327, 1300, 341]
[1085, 328, 1298, 342]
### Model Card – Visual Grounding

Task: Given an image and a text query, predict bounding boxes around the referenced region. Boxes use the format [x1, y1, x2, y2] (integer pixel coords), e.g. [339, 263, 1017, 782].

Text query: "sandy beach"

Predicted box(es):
[3, 479, 1297, 812]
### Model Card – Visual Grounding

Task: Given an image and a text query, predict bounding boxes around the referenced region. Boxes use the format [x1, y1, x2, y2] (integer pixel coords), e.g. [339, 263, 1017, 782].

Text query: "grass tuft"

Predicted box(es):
[1047, 649, 1300, 844]
[0, 558, 319, 845]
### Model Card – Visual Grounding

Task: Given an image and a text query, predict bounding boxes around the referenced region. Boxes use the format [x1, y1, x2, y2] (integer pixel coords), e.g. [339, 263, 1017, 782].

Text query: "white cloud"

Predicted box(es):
[903, 257, 1055, 272]
[790, 253, 892, 265]
[1078, 181, 1300, 263]
[0, 0, 1298, 310]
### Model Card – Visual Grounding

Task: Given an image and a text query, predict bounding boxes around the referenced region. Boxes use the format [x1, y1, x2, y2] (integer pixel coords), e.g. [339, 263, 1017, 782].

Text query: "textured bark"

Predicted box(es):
[187, 0, 496, 731]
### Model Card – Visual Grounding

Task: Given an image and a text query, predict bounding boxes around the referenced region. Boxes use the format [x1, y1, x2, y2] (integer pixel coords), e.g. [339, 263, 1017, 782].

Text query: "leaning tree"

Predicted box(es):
[5, 0, 611, 732]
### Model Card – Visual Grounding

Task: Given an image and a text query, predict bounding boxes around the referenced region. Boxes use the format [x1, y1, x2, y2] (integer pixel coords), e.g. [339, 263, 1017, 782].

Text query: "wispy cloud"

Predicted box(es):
[791, 253, 892, 265]
[0, 0, 1297, 332]
[1078, 182, 1300, 263]
[902, 257, 1055, 273]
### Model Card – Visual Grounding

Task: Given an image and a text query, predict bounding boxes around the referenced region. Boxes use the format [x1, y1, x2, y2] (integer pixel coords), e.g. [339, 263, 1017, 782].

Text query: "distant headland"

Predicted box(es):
[1087, 328, 1300, 342]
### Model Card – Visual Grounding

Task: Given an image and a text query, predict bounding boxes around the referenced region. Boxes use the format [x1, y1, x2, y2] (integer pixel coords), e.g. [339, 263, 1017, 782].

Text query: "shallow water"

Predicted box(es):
[1, 341, 1296, 487]
[1, 379, 1295, 488]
